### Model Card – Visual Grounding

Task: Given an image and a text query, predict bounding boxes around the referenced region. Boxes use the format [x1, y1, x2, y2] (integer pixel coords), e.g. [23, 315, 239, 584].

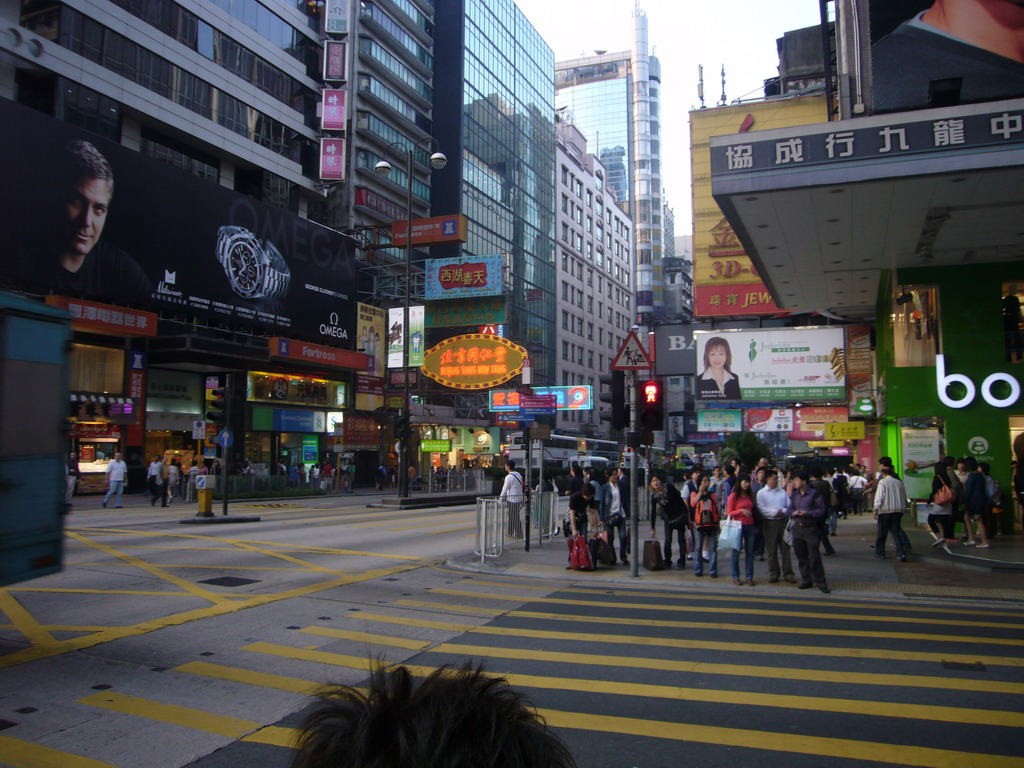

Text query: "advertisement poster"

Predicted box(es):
[694, 327, 846, 402]
[0, 99, 357, 342]
[321, 89, 346, 131]
[901, 428, 942, 500]
[869, 0, 1024, 113]
[696, 410, 743, 432]
[409, 305, 425, 367]
[387, 307, 405, 369]
[789, 407, 849, 441]
[744, 408, 794, 433]
[356, 303, 385, 411]
[489, 386, 593, 411]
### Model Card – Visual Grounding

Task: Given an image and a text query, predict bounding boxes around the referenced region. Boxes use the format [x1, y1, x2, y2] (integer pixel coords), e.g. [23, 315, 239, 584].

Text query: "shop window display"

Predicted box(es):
[892, 285, 939, 367]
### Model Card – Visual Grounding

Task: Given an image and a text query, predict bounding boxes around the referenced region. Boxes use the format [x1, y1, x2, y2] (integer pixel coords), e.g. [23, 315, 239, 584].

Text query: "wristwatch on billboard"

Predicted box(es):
[216, 226, 291, 299]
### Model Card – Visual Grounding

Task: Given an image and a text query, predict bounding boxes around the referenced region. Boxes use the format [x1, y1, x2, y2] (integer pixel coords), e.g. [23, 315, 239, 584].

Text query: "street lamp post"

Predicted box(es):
[375, 138, 446, 498]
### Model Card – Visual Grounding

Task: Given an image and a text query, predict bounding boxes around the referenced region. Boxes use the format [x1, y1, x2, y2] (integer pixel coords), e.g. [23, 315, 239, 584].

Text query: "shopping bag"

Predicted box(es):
[594, 535, 616, 565]
[718, 517, 742, 550]
[642, 539, 665, 571]
[567, 535, 594, 571]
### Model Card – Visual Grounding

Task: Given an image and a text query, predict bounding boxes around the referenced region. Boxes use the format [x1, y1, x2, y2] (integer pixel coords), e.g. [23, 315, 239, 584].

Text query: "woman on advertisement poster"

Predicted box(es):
[697, 337, 741, 400]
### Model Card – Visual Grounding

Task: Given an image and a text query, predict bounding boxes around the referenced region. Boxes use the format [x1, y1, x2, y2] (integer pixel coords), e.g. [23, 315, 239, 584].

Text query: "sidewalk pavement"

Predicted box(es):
[448, 512, 1024, 604]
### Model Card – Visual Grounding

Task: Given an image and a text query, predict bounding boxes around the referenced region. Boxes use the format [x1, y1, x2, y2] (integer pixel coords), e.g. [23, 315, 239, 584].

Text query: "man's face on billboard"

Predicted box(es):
[62, 177, 111, 261]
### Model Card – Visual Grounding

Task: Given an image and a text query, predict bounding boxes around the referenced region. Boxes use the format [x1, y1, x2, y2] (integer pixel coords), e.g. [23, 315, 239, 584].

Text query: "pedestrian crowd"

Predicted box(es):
[554, 452, 1009, 593]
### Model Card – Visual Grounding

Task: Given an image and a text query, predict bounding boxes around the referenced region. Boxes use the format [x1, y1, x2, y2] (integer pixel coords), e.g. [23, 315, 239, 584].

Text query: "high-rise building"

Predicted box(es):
[430, 0, 557, 401]
[554, 113, 632, 439]
[0, 0, 451, 485]
[554, 7, 663, 325]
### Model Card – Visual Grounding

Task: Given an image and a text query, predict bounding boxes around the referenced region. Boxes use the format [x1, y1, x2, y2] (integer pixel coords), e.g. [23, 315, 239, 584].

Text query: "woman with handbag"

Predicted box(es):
[726, 474, 758, 585]
[928, 462, 956, 546]
[691, 474, 720, 578]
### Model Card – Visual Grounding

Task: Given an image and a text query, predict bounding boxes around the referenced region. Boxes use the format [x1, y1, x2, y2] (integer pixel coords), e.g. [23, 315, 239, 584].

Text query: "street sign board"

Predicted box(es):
[519, 394, 557, 417]
[216, 429, 234, 448]
[611, 331, 653, 370]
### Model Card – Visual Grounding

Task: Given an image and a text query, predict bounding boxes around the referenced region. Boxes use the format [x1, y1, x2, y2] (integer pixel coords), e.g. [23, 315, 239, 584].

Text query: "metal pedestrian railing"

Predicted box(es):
[474, 492, 563, 563]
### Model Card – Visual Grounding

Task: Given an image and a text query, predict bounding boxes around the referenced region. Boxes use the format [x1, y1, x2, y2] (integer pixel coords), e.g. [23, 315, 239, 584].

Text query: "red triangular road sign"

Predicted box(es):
[611, 331, 652, 370]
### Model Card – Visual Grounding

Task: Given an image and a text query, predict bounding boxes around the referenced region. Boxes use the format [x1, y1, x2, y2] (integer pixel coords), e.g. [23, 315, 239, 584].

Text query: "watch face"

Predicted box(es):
[226, 239, 261, 297]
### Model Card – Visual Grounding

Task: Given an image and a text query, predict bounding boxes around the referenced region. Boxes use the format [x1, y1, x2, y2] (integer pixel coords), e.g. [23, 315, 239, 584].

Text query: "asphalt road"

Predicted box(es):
[2, 497, 1023, 768]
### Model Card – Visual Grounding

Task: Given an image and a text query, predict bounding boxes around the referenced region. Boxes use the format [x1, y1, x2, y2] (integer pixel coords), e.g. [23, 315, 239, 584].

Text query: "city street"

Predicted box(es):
[1, 495, 1023, 767]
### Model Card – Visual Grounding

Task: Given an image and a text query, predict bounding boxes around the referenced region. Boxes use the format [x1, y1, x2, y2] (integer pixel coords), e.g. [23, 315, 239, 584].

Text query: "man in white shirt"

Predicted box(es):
[102, 452, 128, 508]
[756, 470, 795, 583]
[147, 455, 167, 507]
[847, 470, 868, 515]
[873, 466, 909, 561]
[499, 459, 525, 538]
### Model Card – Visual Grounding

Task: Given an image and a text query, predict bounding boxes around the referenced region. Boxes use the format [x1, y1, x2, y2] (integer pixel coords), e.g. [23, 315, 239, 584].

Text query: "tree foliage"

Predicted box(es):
[717, 432, 772, 470]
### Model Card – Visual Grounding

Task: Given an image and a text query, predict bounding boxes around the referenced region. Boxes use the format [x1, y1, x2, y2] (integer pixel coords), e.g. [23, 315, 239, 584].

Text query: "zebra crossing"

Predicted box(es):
[2, 576, 1023, 768]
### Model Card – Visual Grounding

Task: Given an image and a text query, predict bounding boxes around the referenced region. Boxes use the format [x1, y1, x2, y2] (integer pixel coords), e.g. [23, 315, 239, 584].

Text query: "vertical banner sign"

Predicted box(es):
[126, 350, 146, 445]
[321, 89, 346, 131]
[408, 305, 425, 367]
[324, 0, 348, 34]
[357, 302, 385, 411]
[323, 41, 347, 81]
[901, 428, 942, 500]
[387, 307, 405, 368]
[320, 139, 345, 180]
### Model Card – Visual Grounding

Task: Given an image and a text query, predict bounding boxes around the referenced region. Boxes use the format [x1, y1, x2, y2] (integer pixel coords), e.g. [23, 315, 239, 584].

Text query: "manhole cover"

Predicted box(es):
[198, 576, 260, 587]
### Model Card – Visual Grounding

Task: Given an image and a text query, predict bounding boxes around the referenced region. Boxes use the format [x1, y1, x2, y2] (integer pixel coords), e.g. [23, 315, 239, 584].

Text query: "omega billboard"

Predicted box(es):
[0, 99, 356, 342]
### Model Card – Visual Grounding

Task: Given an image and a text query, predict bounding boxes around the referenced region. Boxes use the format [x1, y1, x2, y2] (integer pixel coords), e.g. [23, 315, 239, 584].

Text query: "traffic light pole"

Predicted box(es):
[629, 370, 639, 578]
[221, 373, 231, 516]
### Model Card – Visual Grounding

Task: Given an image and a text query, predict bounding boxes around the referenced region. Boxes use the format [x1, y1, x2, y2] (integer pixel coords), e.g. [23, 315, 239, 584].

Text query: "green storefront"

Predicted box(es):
[875, 265, 1023, 533]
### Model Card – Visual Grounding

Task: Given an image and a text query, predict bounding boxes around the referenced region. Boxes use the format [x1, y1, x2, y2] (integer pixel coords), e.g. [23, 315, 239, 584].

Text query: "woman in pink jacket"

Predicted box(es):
[727, 474, 758, 585]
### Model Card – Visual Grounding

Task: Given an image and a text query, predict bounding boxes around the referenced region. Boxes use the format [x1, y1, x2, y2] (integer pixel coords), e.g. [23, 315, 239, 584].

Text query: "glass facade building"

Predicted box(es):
[554, 9, 664, 324]
[432, 0, 557, 384]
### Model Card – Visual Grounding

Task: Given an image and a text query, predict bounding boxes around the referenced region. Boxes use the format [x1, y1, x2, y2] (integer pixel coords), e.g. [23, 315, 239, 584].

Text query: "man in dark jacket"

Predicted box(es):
[788, 471, 830, 593]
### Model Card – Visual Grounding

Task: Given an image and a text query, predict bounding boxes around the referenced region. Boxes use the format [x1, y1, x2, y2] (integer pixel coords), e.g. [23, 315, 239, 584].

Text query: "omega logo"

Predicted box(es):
[320, 312, 349, 339]
[935, 354, 1021, 409]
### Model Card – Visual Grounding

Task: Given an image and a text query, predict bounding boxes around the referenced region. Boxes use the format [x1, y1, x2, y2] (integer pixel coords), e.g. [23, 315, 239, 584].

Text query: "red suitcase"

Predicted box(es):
[567, 534, 594, 571]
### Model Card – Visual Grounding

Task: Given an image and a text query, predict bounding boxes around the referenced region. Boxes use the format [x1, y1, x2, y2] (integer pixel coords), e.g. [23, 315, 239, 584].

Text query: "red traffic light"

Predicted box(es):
[642, 381, 660, 404]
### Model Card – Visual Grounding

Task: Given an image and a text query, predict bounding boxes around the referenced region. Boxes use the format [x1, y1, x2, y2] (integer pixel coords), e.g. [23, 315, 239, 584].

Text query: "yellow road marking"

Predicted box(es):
[396, 599, 1024, 647]
[463, 578, 1024, 619]
[174, 661, 320, 693]
[240, 643, 1024, 729]
[429, 642, 1024, 694]
[395, 599, 505, 616]
[69, 562, 311, 572]
[349, 612, 1024, 668]
[0, 590, 56, 645]
[0, 735, 119, 768]
[0, 562, 422, 670]
[79, 691, 299, 748]
[426, 587, 1024, 631]
[79, 691, 264, 738]
[538, 709, 1024, 768]
[65, 531, 231, 605]
[299, 626, 430, 650]
[426, 526, 476, 535]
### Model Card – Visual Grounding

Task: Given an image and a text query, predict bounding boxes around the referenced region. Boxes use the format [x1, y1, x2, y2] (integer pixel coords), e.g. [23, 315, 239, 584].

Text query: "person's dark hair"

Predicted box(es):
[506, 459, 516, 470]
[933, 462, 948, 477]
[942, 455, 956, 467]
[734, 473, 753, 499]
[979, 462, 991, 475]
[65, 139, 114, 189]
[796, 470, 811, 483]
[765, 469, 778, 480]
[581, 483, 595, 497]
[809, 466, 823, 479]
[724, 465, 735, 477]
[290, 663, 576, 768]
[571, 466, 583, 478]
[964, 456, 979, 471]
[702, 337, 733, 371]
[879, 456, 894, 468]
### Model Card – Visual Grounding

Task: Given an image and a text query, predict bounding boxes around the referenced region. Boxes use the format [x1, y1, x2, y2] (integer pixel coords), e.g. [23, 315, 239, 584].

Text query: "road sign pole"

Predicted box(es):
[221, 374, 231, 516]
[524, 423, 531, 552]
[629, 370, 639, 578]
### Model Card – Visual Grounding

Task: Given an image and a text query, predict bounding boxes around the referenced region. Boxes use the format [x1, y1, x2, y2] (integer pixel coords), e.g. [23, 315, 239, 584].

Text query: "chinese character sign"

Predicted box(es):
[320, 139, 345, 180]
[321, 89, 346, 132]
[424, 255, 504, 299]
[421, 334, 527, 390]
